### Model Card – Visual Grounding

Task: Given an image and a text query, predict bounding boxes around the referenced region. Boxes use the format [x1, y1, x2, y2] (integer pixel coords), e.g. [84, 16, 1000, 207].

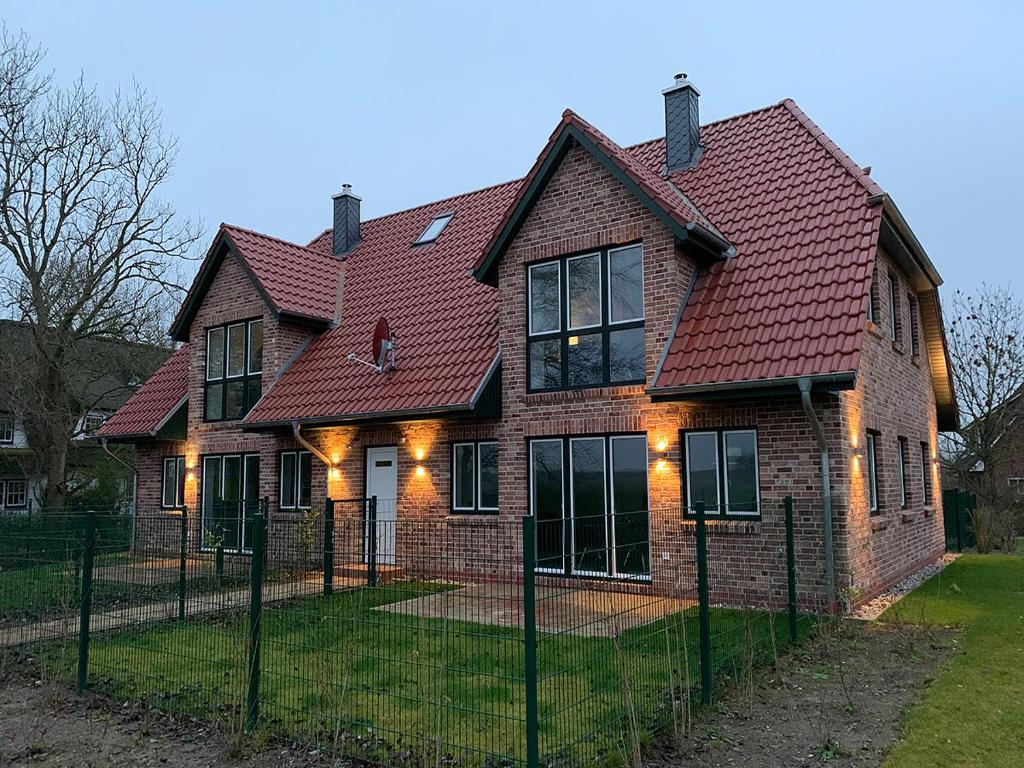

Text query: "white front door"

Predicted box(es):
[365, 446, 398, 565]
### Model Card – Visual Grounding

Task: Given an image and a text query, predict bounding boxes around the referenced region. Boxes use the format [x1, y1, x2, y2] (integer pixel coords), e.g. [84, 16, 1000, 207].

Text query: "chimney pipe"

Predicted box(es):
[663, 73, 701, 173]
[332, 183, 361, 257]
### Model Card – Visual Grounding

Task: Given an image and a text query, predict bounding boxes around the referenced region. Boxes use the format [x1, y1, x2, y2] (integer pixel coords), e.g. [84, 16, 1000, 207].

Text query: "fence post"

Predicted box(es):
[178, 507, 188, 622]
[76, 511, 97, 693]
[521, 516, 539, 768]
[694, 501, 712, 706]
[367, 495, 378, 588]
[246, 507, 266, 732]
[215, 525, 225, 583]
[783, 496, 798, 643]
[323, 498, 335, 596]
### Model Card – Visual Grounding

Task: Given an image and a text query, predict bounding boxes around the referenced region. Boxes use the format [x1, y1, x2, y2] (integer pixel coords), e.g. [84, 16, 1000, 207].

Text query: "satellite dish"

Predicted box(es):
[372, 317, 391, 368]
[346, 316, 397, 373]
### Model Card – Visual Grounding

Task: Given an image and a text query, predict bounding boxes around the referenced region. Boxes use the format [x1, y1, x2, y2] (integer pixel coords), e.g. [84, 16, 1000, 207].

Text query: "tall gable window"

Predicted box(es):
[527, 244, 645, 392]
[205, 319, 263, 422]
[887, 272, 901, 343]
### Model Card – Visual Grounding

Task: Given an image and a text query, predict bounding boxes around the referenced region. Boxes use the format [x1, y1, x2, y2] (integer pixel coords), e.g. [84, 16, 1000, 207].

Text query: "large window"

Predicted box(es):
[204, 319, 263, 422]
[279, 450, 312, 509]
[897, 437, 909, 509]
[0, 480, 27, 509]
[527, 244, 645, 392]
[683, 429, 760, 517]
[867, 432, 880, 514]
[0, 413, 14, 444]
[201, 454, 260, 552]
[528, 435, 649, 578]
[451, 441, 498, 513]
[161, 456, 186, 509]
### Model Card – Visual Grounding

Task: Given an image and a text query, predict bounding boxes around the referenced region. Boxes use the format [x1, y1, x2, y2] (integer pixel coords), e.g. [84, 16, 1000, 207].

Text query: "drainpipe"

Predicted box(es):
[797, 378, 836, 606]
[291, 421, 333, 468]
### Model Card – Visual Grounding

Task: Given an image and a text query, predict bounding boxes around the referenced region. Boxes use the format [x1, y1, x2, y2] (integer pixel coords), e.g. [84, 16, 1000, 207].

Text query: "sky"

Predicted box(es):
[2, 0, 1021, 300]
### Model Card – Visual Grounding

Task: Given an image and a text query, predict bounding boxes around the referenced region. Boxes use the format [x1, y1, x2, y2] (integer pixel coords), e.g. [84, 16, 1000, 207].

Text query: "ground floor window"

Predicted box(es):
[529, 434, 649, 579]
[201, 453, 260, 552]
[682, 429, 760, 517]
[921, 442, 933, 504]
[161, 456, 186, 509]
[898, 437, 909, 508]
[279, 450, 312, 509]
[0, 479, 27, 509]
[451, 441, 498, 513]
[866, 432, 880, 514]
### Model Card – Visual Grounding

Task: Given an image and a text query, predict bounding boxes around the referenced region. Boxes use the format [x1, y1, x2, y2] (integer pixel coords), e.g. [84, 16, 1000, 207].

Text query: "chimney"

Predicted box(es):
[332, 183, 361, 257]
[663, 73, 701, 173]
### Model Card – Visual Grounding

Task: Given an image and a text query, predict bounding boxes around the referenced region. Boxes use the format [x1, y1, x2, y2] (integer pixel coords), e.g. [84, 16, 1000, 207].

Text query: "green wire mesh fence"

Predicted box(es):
[0, 496, 820, 767]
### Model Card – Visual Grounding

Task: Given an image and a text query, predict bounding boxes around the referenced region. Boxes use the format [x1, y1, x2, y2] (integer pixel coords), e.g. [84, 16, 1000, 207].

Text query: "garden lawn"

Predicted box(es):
[69, 583, 809, 767]
[880, 551, 1024, 768]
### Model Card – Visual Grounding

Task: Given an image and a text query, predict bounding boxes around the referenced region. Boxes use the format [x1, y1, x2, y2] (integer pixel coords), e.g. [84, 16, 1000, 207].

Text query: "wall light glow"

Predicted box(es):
[415, 465, 426, 477]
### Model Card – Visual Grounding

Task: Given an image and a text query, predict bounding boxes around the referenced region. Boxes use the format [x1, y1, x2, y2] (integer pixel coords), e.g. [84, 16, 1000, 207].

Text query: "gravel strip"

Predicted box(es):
[850, 553, 959, 621]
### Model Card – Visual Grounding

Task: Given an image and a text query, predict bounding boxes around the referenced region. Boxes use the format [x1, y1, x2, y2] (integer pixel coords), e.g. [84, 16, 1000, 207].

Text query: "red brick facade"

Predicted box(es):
[130, 140, 945, 611]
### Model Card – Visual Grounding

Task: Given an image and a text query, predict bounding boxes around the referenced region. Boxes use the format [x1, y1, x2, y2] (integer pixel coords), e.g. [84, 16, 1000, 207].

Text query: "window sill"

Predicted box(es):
[870, 516, 890, 532]
[525, 384, 645, 404]
[445, 514, 501, 525]
[891, 341, 905, 355]
[922, 505, 936, 517]
[681, 518, 761, 535]
[866, 321, 884, 339]
[911, 355, 922, 368]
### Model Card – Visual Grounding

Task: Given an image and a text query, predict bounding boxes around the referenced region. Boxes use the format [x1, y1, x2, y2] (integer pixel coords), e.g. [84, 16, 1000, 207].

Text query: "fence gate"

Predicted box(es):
[942, 488, 976, 552]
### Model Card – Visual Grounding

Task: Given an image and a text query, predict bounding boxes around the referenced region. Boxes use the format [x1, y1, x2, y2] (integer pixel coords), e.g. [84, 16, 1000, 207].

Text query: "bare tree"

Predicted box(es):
[0, 27, 200, 509]
[941, 284, 1024, 505]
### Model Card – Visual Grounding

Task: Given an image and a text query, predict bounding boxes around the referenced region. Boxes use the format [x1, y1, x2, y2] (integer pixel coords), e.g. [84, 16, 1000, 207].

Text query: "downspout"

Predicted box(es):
[291, 421, 333, 468]
[797, 378, 836, 606]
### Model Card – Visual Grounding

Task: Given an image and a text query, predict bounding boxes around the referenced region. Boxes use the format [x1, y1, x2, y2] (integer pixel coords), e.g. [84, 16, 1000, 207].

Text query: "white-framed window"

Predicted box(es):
[527, 244, 645, 391]
[83, 413, 105, 434]
[683, 429, 760, 517]
[161, 456, 186, 509]
[279, 450, 312, 509]
[898, 437, 909, 508]
[0, 412, 13, 444]
[867, 432, 879, 514]
[451, 441, 498, 514]
[2, 479, 28, 509]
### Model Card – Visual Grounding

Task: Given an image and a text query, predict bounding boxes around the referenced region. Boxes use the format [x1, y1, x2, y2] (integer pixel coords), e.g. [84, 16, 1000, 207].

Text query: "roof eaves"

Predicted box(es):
[241, 401, 478, 431]
[648, 371, 857, 401]
[151, 395, 188, 436]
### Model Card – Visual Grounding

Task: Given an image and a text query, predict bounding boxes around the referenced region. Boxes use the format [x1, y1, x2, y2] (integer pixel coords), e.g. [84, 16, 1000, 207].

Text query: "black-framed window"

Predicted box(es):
[682, 429, 760, 517]
[0, 412, 13, 444]
[279, 450, 312, 509]
[898, 436, 909, 509]
[908, 294, 921, 356]
[451, 441, 498, 513]
[867, 431, 880, 514]
[414, 213, 454, 245]
[921, 442, 933, 505]
[204, 319, 263, 422]
[201, 453, 260, 552]
[528, 434, 649, 578]
[1, 479, 28, 509]
[887, 272, 901, 343]
[162, 456, 186, 509]
[527, 244, 645, 392]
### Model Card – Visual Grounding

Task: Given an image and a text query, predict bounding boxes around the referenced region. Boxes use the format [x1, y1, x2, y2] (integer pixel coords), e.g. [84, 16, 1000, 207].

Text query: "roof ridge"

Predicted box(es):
[779, 99, 884, 198]
[221, 222, 320, 253]
[624, 100, 789, 151]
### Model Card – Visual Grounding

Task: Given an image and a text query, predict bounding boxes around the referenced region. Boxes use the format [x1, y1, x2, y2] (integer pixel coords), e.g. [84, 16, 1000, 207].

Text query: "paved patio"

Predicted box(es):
[375, 583, 692, 637]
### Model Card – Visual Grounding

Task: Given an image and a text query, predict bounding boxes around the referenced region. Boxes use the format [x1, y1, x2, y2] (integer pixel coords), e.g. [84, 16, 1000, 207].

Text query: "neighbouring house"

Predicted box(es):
[0, 319, 170, 511]
[97, 76, 957, 609]
[946, 386, 1024, 503]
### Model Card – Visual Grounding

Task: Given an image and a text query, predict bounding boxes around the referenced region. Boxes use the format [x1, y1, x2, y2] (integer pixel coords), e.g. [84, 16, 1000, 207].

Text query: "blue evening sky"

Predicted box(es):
[3, 1, 1021, 298]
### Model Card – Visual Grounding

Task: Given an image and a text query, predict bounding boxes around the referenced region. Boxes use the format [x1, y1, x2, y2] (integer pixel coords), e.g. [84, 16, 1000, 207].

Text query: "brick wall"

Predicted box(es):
[838, 248, 945, 603]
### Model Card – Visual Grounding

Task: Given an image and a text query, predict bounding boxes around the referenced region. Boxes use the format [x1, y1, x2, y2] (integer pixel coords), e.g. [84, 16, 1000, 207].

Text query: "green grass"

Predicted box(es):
[49, 582, 810, 767]
[879, 550, 1024, 768]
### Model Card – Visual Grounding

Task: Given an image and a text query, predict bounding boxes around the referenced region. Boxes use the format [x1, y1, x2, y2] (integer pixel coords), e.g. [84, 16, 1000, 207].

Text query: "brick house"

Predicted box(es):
[98, 76, 957, 609]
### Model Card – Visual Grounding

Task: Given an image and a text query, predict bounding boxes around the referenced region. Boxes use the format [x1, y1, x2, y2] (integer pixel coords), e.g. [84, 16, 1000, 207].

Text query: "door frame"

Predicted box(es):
[363, 444, 399, 565]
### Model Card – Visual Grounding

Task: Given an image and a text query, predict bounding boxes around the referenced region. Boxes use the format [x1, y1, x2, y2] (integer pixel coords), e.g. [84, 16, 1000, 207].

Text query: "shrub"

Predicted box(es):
[970, 505, 1020, 554]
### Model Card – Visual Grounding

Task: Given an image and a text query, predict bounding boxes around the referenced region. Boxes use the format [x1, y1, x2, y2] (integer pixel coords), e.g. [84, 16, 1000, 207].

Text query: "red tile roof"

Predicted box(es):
[632, 100, 883, 391]
[170, 224, 341, 341]
[243, 180, 523, 425]
[96, 345, 189, 439]
[107, 97, 934, 431]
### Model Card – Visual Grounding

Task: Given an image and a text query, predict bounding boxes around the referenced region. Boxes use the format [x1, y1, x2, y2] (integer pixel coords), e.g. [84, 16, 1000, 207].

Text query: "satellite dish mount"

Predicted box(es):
[346, 317, 397, 373]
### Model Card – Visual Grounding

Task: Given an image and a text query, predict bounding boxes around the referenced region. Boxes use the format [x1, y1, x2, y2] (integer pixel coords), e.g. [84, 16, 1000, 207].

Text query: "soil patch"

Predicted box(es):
[646, 622, 957, 767]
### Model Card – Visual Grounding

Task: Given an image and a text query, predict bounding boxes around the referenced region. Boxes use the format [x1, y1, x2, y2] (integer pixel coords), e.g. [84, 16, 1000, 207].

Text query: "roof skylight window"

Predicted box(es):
[414, 213, 454, 245]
